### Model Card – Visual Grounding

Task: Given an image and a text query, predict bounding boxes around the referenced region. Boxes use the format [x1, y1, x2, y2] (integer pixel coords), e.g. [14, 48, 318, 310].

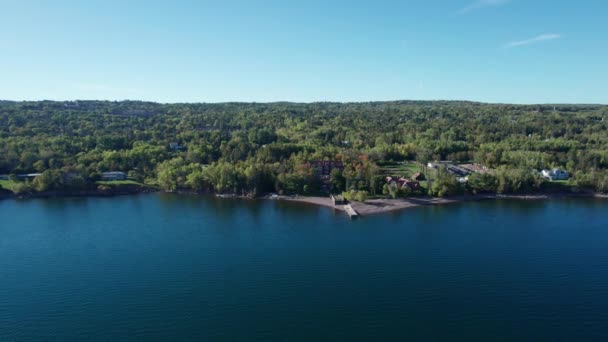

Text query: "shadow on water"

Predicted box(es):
[158, 193, 271, 223]
[33, 197, 93, 231]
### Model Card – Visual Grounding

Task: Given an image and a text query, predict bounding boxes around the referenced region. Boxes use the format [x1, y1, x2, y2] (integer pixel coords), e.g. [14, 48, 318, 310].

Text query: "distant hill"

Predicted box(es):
[0, 100, 606, 195]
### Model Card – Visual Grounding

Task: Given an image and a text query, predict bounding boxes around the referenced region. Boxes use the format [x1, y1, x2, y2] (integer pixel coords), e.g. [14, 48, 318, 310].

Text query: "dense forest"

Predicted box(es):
[1, 100, 607, 198]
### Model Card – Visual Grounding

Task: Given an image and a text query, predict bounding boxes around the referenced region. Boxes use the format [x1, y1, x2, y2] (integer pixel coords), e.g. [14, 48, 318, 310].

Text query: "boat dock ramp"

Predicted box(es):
[344, 204, 359, 219]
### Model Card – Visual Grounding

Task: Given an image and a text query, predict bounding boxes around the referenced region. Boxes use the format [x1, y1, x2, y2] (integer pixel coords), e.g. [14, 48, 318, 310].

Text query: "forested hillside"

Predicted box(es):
[1, 100, 607, 196]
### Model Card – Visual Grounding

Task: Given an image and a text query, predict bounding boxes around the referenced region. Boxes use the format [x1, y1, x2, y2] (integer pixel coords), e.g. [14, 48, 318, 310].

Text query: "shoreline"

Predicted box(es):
[279, 192, 608, 216]
[0, 186, 156, 201]
[2, 189, 606, 216]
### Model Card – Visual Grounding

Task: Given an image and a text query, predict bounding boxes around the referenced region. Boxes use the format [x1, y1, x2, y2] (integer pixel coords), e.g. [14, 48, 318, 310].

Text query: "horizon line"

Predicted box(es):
[0, 98, 606, 107]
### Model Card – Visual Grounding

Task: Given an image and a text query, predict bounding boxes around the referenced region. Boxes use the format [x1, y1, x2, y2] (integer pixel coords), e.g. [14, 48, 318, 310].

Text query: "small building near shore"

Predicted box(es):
[542, 169, 569, 181]
[386, 177, 421, 192]
[427, 161, 453, 169]
[402, 179, 421, 192]
[457, 176, 469, 184]
[447, 165, 470, 177]
[331, 194, 346, 206]
[0, 174, 9, 180]
[412, 172, 425, 181]
[17, 173, 41, 180]
[101, 171, 127, 181]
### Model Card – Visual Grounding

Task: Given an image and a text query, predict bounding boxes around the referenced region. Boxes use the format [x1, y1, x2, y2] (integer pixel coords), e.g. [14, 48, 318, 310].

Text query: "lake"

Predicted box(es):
[2, 194, 608, 341]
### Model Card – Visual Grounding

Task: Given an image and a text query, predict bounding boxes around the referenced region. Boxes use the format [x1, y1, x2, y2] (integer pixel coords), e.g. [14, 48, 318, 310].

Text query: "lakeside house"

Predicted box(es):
[385, 176, 420, 192]
[331, 194, 346, 206]
[457, 176, 469, 184]
[412, 172, 425, 181]
[542, 169, 569, 181]
[402, 179, 420, 191]
[17, 173, 42, 180]
[101, 171, 127, 181]
[446, 165, 470, 177]
[427, 161, 453, 169]
[427, 161, 479, 178]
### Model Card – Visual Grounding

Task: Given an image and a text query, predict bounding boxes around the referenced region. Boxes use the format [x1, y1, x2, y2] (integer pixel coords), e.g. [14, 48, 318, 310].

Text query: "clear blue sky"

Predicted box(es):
[1, 0, 606, 104]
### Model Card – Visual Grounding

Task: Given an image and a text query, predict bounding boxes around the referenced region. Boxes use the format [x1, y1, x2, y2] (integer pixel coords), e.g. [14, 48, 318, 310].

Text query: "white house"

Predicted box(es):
[101, 171, 127, 181]
[457, 176, 469, 184]
[541, 169, 569, 181]
[17, 173, 41, 180]
[427, 161, 453, 169]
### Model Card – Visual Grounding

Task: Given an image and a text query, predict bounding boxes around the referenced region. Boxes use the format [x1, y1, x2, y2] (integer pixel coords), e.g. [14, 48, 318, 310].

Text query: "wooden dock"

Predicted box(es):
[344, 204, 359, 219]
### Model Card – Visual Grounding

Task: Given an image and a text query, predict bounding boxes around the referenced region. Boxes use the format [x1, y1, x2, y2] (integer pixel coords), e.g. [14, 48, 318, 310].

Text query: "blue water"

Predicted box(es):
[1, 194, 608, 341]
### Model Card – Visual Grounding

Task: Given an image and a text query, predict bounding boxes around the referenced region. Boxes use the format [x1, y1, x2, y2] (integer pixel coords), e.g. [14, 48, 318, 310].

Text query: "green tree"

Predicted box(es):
[330, 168, 346, 193]
[430, 173, 460, 197]
[467, 173, 498, 194]
[32, 170, 63, 192]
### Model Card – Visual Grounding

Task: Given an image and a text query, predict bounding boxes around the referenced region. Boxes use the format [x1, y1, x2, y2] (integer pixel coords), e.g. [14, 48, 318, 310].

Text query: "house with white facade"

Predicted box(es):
[101, 171, 127, 181]
[541, 169, 569, 181]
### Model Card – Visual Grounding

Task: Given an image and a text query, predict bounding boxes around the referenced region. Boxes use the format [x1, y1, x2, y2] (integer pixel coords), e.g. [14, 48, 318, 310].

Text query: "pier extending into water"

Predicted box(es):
[344, 204, 359, 218]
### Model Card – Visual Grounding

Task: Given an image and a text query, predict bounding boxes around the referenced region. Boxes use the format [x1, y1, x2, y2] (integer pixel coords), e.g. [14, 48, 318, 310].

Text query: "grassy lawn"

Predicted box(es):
[96, 180, 144, 186]
[537, 179, 578, 193]
[378, 161, 441, 192]
[379, 161, 439, 179]
[379, 161, 422, 176]
[0, 179, 18, 191]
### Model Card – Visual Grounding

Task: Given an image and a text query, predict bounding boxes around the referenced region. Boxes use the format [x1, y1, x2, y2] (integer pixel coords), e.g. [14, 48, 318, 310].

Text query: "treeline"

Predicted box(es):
[1, 100, 607, 196]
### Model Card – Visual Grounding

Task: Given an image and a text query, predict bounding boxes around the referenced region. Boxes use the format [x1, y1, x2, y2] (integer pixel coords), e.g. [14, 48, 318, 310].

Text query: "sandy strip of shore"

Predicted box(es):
[280, 193, 607, 216]
[280, 196, 458, 215]
[349, 197, 458, 215]
[279, 195, 337, 209]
